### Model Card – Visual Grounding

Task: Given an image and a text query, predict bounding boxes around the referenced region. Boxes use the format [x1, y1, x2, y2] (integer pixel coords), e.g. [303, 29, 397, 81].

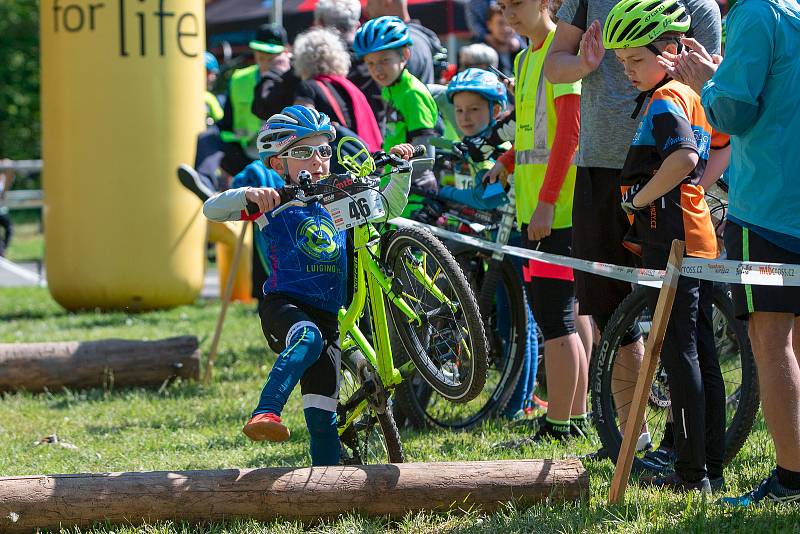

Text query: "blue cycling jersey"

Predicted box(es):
[259, 202, 348, 314]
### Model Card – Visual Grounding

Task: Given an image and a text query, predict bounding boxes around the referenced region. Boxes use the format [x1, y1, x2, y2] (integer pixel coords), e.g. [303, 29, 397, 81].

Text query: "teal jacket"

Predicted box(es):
[701, 0, 800, 240]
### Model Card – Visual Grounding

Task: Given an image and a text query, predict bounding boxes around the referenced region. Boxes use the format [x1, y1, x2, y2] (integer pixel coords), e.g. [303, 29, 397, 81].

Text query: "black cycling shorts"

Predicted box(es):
[724, 220, 800, 320]
[258, 293, 341, 412]
[520, 225, 576, 340]
[572, 166, 639, 318]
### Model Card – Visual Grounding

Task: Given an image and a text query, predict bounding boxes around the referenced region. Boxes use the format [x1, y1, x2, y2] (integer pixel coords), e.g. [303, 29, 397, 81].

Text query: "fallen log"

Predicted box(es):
[0, 337, 200, 392]
[0, 460, 587, 531]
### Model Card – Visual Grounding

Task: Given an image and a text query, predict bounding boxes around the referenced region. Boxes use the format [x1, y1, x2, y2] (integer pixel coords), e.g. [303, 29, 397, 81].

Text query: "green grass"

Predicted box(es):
[1, 287, 799, 533]
[5, 220, 43, 262]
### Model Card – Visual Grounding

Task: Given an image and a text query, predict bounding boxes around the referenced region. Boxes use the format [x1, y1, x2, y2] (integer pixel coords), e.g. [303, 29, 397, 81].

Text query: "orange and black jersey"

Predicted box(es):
[621, 80, 717, 260]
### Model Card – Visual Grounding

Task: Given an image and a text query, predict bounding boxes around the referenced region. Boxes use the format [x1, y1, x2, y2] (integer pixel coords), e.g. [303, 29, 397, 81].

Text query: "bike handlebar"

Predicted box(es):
[244, 146, 426, 217]
[372, 145, 426, 168]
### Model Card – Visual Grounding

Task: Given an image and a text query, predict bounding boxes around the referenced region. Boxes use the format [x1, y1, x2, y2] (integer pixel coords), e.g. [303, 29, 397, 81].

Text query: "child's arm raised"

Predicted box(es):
[377, 144, 416, 221]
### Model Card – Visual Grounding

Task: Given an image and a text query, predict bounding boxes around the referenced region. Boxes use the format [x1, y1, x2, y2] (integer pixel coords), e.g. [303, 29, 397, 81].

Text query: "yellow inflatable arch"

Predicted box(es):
[40, 0, 207, 310]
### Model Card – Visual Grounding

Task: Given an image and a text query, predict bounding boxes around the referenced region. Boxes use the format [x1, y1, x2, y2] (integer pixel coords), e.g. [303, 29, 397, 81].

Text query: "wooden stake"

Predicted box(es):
[608, 239, 685, 504]
[203, 221, 248, 384]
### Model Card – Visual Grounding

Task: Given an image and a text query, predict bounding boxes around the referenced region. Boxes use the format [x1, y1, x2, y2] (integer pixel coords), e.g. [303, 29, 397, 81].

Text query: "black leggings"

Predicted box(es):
[643, 248, 725, 481]
[520, 225, 576, 341]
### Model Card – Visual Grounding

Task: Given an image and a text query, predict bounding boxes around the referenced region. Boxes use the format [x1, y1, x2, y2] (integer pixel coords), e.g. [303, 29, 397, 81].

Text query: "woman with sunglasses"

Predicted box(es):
[203, 106, 414, 466]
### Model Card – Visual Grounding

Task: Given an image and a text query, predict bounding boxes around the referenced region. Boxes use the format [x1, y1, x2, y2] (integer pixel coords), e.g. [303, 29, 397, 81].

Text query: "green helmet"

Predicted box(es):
[603, 0, 691, 50]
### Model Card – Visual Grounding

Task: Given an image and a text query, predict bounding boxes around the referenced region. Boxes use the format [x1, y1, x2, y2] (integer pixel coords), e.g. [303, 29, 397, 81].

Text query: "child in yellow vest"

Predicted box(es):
[487, 0, 589, 442]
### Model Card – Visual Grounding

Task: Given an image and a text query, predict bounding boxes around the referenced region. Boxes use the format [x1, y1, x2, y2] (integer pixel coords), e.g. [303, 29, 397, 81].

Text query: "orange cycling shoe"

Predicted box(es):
[242, 412, 290, 442]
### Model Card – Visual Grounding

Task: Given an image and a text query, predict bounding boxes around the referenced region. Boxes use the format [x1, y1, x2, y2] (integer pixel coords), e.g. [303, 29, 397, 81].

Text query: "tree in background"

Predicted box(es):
[0, 0, 40, 160]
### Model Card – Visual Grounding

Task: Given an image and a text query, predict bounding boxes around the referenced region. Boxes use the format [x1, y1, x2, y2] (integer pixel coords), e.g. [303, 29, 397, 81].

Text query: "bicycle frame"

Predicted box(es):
[336, 189, 457, 435]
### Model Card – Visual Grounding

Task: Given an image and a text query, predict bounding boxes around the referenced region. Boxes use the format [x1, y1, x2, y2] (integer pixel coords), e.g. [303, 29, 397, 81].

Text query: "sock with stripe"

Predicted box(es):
[545, 417, 572, 435]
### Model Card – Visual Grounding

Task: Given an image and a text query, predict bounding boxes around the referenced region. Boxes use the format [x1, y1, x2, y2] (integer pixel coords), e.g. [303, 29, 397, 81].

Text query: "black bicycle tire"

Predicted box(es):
[591, 284, 759, 467]
[382, 226, 489, 403]
[477, 258, 504, 317]
[339, 354, 405, 463]
[393, 254, 527, 429]
[474, 255, 528, 416]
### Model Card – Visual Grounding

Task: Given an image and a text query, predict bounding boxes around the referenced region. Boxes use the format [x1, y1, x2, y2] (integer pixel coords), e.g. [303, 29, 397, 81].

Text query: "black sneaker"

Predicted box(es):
[177, 163, 217, 201]
[495, 417, 570, 449]
[531, 418, 572, 442]
[718, 470, 800, 507]
[710, 476, 726, 493]
[640, 446, 677, 471]
[579, 446, 613, 462]
[642, 472, 712, 494]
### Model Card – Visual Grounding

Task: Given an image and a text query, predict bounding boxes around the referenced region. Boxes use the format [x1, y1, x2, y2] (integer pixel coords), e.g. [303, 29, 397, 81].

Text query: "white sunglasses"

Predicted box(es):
[282, 144, 333, 160]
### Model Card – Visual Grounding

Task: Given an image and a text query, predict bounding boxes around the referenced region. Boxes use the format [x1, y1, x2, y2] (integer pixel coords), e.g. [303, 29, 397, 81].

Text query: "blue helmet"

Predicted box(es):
[204, 51, 220, 73]
[257, 105, 336, 164]
[446, 68, 508, 110]
[353, 16, 412, 59]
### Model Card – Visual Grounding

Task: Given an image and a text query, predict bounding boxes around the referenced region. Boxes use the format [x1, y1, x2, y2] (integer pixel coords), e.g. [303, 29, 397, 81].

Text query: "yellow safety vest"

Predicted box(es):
[513, 31, 581, 230]
[205, 91, 224, 124]
[220, 64, 262, 147]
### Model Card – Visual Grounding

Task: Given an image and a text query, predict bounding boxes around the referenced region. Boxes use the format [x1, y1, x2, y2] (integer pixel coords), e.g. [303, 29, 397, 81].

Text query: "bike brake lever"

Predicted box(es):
[270, 193, 323, 218]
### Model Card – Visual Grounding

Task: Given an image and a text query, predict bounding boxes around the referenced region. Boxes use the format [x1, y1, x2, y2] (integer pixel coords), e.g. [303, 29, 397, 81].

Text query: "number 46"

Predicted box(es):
[349, 197, 371, 218]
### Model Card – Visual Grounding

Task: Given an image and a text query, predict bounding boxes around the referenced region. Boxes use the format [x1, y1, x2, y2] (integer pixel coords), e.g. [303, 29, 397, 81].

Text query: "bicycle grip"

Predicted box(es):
[411, 145, 427, 158]
[244, 187, 298, 215]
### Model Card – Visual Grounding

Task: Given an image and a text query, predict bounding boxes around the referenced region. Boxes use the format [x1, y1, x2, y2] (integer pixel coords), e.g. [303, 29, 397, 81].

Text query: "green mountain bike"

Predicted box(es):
[252, 142, 489, 464]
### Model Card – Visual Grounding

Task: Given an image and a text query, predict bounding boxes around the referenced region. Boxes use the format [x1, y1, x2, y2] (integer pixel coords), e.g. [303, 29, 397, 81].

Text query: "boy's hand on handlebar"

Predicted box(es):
[245, 187, 281, 213]
[484, 160, 510, 189]
[389, 143, 416, 160]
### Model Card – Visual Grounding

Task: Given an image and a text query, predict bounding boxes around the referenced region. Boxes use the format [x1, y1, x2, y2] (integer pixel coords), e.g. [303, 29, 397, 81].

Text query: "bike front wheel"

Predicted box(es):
[394, 251, 527, 429]
[382, 226, 488, 403]
[338, 349, 404, 464]
[590, 284, 759, 468]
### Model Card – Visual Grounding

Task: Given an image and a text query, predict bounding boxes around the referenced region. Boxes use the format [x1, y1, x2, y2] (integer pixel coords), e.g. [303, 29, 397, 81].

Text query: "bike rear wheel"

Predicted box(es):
[338, 349, 404, 464]
[382, 226, 488, 403]
[393, 252, 527, 429]
[590, 284, 759, 468]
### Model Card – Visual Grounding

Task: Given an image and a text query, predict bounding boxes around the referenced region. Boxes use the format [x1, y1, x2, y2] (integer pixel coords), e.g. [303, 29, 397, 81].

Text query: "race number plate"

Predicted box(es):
[320, 176, 386, 230]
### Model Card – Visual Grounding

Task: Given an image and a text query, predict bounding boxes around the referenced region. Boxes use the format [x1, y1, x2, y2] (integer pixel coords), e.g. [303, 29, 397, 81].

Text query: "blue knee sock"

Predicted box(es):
[304, 407, 340, 466]
[253, 325, 324, 417]
[526, 308, 539, 403]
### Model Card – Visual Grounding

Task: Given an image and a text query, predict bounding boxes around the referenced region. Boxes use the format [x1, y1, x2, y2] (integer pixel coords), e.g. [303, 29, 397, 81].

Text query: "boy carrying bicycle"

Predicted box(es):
[604, 0, 725, 492]
[203, 105, 415, 466]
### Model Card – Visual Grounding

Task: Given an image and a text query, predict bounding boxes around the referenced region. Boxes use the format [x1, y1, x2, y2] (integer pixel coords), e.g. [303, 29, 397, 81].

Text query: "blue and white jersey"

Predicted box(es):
[258, 202, 347, 314]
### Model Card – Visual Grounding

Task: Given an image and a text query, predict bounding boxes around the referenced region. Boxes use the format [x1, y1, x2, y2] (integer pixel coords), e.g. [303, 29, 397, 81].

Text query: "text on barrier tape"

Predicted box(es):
[389, 217, 800, 288]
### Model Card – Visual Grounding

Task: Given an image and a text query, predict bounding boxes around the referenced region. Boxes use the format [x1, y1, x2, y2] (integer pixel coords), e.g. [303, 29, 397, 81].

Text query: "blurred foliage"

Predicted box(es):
[0, 0, 40, 160]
